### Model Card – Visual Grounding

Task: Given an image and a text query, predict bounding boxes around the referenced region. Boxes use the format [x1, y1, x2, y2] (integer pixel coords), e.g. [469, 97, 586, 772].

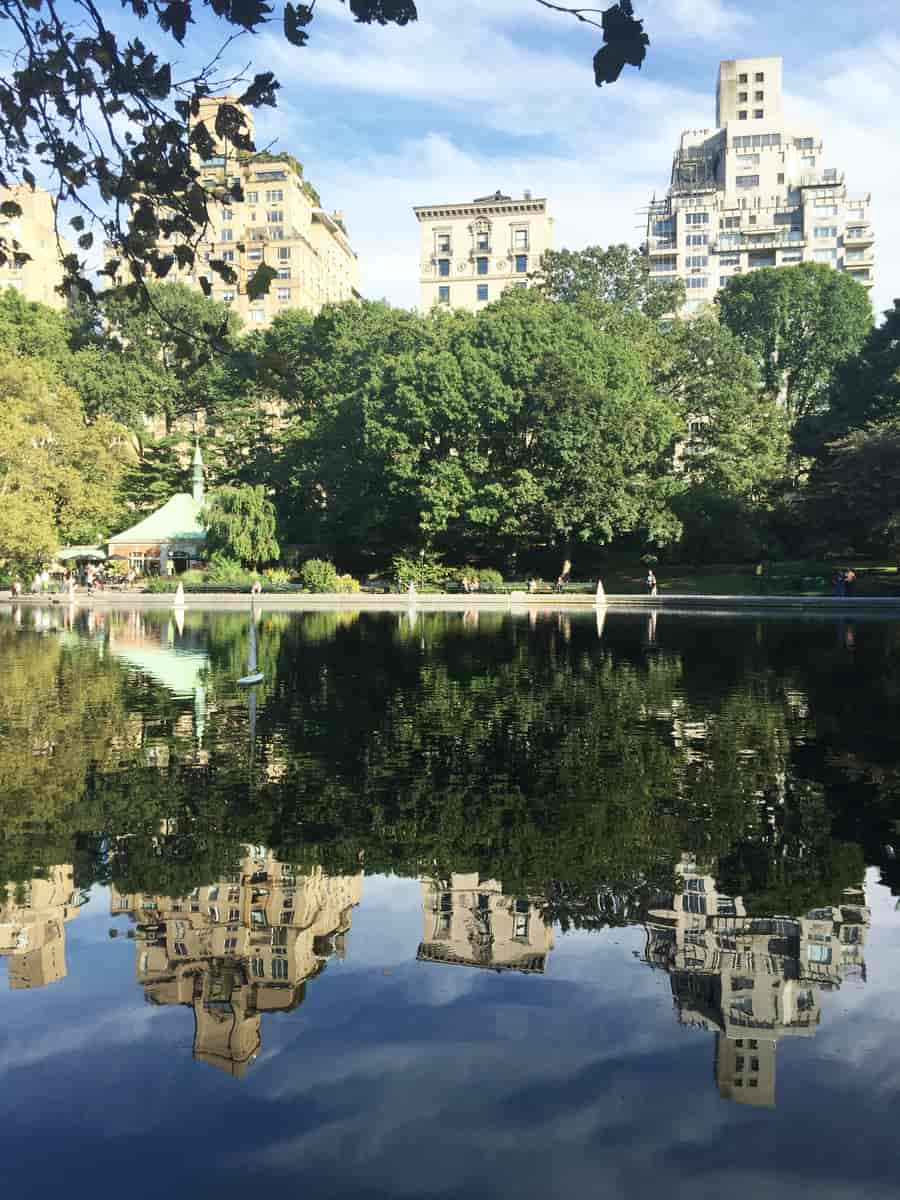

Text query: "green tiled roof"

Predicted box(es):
[107, 493, 206, 546]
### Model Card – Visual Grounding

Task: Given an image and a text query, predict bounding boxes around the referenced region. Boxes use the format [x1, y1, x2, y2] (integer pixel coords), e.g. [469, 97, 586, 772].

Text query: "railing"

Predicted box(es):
[798, 172, 844, 188]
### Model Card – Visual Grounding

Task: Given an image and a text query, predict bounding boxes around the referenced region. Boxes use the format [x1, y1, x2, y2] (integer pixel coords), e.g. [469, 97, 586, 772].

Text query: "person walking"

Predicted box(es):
[845, 568, 857, 597]
[556, 559, 572, 593]
[646, 569, 658, 597]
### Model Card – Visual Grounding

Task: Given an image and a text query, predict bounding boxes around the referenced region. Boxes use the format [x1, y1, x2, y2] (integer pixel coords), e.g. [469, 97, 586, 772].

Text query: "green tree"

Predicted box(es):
[0, 354, 132, 570]
[202, 484, 280, 569]
[537, 243, 685, 320]
[816, 297, 900, 446]
[717, 263, 872, 429]
[805, 417, 900, 559]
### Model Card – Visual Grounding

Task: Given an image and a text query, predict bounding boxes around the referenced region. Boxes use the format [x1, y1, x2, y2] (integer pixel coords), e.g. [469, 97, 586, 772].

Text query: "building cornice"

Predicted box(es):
[414, 199, 547, 221]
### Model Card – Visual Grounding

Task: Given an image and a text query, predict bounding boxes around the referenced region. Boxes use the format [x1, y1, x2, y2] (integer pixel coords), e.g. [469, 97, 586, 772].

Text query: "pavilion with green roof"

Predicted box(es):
[106, 444, 207, 574]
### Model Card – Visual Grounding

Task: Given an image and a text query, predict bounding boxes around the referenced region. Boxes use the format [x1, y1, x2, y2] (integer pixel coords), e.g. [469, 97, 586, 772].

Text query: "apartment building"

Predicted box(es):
[414, 190, 552, 311]
[0, 185, 71, 309]
[642, 854, 870, 1107]
[645, 57, 874, 313]
[149, 96, 360, 329]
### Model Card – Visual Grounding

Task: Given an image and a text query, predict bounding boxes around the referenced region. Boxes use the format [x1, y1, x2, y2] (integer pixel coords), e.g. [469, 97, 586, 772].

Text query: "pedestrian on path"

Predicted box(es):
[646, 569, 658, 597]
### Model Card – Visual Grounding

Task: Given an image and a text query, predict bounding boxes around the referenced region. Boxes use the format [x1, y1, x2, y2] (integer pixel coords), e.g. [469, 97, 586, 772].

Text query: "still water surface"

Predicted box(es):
[1, 605, 899, 1199]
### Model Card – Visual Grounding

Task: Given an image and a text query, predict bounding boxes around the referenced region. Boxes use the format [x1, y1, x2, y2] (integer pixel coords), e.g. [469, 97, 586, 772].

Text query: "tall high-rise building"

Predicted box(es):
[0, 185, 71, 309]
[144, 96, 360, 329]
[414, 190, 552, 312]
[644, 57, 874, 313]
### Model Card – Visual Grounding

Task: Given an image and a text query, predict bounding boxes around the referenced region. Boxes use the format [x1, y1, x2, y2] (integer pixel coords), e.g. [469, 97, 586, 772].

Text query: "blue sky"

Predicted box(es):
[16, 1, 899, 312]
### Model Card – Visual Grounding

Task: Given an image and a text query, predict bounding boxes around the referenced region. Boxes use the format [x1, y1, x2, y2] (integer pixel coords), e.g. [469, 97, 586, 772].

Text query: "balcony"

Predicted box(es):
[798, 171, 844, 189]
[843, 226, 874, 247]
[713, 231, 804, 252]
[648, 239, 677, 253]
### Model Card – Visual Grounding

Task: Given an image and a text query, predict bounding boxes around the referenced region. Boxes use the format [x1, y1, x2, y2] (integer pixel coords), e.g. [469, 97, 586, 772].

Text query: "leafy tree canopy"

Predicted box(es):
[202, 483, 280, 568]
[537, 243, 685, 321]
[717, 263, 872, 431]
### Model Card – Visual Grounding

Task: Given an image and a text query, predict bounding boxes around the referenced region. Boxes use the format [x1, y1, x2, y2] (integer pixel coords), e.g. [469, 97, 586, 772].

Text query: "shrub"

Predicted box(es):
[336, 573, 360, 593]
[264, 567, 293, 586]
[207, 552, 257, 585]
[474, 567, 505, 592]
[144, 577, 179, 593]
[299, 558, 339, 592]
[392, 553, 448, 591]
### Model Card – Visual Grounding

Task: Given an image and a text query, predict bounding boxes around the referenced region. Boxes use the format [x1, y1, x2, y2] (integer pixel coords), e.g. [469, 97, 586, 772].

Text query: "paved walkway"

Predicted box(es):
[4, 590, 900, 612]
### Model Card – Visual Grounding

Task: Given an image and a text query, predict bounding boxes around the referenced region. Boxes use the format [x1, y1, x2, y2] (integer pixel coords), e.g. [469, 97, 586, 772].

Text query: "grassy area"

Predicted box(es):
[538, 561, 900, 597]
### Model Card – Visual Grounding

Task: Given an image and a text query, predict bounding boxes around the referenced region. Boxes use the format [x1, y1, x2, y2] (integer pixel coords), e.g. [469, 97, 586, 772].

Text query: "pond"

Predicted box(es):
[1, 604, 898, 1199]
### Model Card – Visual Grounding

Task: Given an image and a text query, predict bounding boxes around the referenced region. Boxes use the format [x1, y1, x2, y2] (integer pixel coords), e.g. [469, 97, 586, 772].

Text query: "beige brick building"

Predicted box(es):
[0, 185, 71, 309]
[151, 96, 360, 329]
[645, 57, 874, 314]
[414, 191, 552, 312]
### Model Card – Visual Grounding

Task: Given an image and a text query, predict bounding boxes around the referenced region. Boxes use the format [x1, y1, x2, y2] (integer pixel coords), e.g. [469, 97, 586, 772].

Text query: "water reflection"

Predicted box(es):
[110, 849, 361, 1077]
[0, 867, 88, 989]
[2, 605, 900, 1194]
[643, 853, 869, 1108]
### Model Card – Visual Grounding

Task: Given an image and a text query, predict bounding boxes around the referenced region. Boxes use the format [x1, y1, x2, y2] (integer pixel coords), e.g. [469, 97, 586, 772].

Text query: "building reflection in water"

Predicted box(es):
[0, 866, 89, 989]
[417, 873, 553, 974]
[110, 847, 362, 1077]
[643, 853, 869, 1108]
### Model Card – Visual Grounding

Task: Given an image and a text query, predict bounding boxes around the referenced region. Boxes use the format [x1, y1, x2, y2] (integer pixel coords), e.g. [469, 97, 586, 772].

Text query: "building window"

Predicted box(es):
[515, 281, 527, 289]
[438, 285, 450, 304]
[277, 268, 291, 279]
[436, 233, 451, 254]
[477, 284, 489, 301]
[754, 109, 763, 119]
[651, 256, 677, 272]
[738, 72, 747, 83]
[777, 173, 785, 184]
[221, 229, 233, 242]
[247, 190, 258, 203]
[781, 253, 802, 263]
[252, 957, 265, 978]
[686, 233, 708, 246]
[719, 254, 740, 265]
[515, 254, 527, 272]
[277, 246, 291, 260]
[248, 248, 262, 261]
[813, 248, 837, 262]
[269, 228, 284, 240]
[514, 229, 529, 250]
[277, 287, 291, 301]
[271, 957, 289, 980]
[738, 91, 747, 102]
[267, 210, 283, 224]
[476, 256, 488, 275]
[736, 174, 760, 189]
[722, 216, 741, 229]
[802, 156, 816, 168]
[250, 308, 265, 321]
[266, 189, 283, 202]
[222, 290, 235, 302]
[685, 212, 709, 225]
[755, 71, 764, 81]
[222, 249, 235, 262]
[738, 110, 747, 120]
[814, 226, 837, 239]
[222, 209, 233, 221]
[686, 255, 708, 268]
[476, 231, 490, 251]
[438, 258, 450, 277]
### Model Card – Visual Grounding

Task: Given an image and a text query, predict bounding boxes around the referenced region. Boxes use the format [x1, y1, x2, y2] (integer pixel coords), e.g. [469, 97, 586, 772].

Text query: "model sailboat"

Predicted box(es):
[237, 599, 264, 687]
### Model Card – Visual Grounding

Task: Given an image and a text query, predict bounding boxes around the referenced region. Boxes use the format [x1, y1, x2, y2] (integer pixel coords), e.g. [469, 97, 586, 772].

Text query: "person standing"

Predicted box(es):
[845, 568, 857, 597]
[556, 559, 572, 593]
[646, 569, 658, 597]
